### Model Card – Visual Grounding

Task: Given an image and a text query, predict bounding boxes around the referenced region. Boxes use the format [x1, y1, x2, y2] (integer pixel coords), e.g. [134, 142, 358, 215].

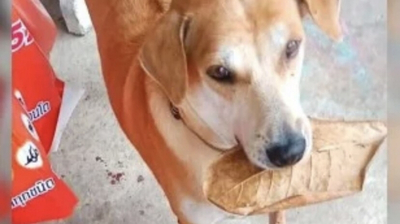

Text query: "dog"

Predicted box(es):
[86, 0, 342, 223]
[139, 0, 342, 223]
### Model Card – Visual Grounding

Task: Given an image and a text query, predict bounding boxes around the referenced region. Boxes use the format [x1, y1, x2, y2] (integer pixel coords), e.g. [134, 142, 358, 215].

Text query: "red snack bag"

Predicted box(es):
[12, 96, 78, 224]
[11, 0, 82, 222]
[0, 182, 9, 219]
[12, 0, 57, 56]
[12, 0, 82, 154]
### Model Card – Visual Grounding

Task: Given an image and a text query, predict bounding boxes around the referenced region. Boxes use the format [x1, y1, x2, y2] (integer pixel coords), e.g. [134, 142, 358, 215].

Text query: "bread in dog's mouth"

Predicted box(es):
[203, 119, 387, 216]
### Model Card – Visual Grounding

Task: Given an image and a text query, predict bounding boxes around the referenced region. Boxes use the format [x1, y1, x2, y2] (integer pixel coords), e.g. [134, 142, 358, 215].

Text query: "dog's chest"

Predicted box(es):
[145, 77, 241, 223]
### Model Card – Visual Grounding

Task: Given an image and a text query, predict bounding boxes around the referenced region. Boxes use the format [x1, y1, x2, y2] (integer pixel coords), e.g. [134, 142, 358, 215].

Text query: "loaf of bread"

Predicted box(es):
[204, 119, 387, 216]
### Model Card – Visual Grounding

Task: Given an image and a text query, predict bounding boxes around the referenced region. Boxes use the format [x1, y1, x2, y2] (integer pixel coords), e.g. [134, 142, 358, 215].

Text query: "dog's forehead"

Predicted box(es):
[239, 0, 301, 21]
[186, 0, 304, 77]
[188, 0, 303, 53]
[192, 0, 301, 26]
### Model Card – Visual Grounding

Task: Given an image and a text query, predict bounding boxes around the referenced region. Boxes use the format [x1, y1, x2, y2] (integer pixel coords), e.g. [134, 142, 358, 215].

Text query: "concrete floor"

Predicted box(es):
[42, 0, 387, 223]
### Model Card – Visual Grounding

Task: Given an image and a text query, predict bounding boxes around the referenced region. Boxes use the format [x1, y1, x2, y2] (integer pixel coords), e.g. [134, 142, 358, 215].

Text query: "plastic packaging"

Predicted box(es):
[11, 0, 82, 223]
[12, 97, 78, 224]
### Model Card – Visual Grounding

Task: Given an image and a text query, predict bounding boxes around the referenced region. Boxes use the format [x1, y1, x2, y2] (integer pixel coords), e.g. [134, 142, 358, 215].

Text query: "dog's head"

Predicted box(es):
[140, 0, 342, 169]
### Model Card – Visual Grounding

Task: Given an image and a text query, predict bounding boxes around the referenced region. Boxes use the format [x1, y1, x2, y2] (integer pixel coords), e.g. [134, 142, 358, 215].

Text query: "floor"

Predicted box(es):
[42, 0, 387, 223]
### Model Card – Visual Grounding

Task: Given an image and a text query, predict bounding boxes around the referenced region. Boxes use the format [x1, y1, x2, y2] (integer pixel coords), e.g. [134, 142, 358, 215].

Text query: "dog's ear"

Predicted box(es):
[139, 11, 189, 105]
[300, 0, 343, 41]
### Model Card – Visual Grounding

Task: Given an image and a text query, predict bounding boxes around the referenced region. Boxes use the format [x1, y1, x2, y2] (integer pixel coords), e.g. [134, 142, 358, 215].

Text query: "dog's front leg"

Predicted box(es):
[269, 211, 286, 224]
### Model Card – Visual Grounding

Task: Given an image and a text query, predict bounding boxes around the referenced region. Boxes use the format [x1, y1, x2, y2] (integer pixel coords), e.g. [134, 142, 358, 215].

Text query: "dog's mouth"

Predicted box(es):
[233, 136, 270, 169]
[172, 102, 312, 170]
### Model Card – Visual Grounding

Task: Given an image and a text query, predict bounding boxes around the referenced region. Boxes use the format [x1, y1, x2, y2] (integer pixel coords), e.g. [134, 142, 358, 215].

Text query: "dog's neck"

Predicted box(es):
[145, 76, 241, 224]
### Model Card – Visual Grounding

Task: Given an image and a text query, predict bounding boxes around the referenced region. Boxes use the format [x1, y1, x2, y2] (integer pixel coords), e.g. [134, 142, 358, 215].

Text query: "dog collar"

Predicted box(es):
[168, 100, 237, 150]
[170, 102, 181, 120]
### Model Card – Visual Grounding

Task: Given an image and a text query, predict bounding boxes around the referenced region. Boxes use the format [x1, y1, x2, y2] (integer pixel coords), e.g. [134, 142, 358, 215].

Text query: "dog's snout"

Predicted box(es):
[266, 133, 306, 168]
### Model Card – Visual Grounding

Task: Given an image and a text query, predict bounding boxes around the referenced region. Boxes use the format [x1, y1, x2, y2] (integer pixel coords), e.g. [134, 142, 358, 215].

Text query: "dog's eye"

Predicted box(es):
[285, 40, 301, 59]
[206, 65, 233, 83]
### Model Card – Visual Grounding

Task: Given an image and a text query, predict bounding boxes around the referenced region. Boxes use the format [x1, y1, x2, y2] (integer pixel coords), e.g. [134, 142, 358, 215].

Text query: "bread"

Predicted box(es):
[204, 119, 387, 216]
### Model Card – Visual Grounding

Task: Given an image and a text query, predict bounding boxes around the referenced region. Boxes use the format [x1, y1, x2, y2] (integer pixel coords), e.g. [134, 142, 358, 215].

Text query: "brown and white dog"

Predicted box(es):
[86, 0, 342, 223]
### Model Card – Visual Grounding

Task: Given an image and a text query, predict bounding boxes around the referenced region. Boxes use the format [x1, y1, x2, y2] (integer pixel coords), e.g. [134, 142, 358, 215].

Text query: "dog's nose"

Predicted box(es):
[266, 134, 306, 168]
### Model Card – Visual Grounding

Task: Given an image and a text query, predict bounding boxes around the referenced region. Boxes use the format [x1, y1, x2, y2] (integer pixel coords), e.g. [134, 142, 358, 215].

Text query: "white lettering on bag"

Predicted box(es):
[28, 101, 51, 122]
[11, 178, 56, 209]
[12, 19, 34, 53]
